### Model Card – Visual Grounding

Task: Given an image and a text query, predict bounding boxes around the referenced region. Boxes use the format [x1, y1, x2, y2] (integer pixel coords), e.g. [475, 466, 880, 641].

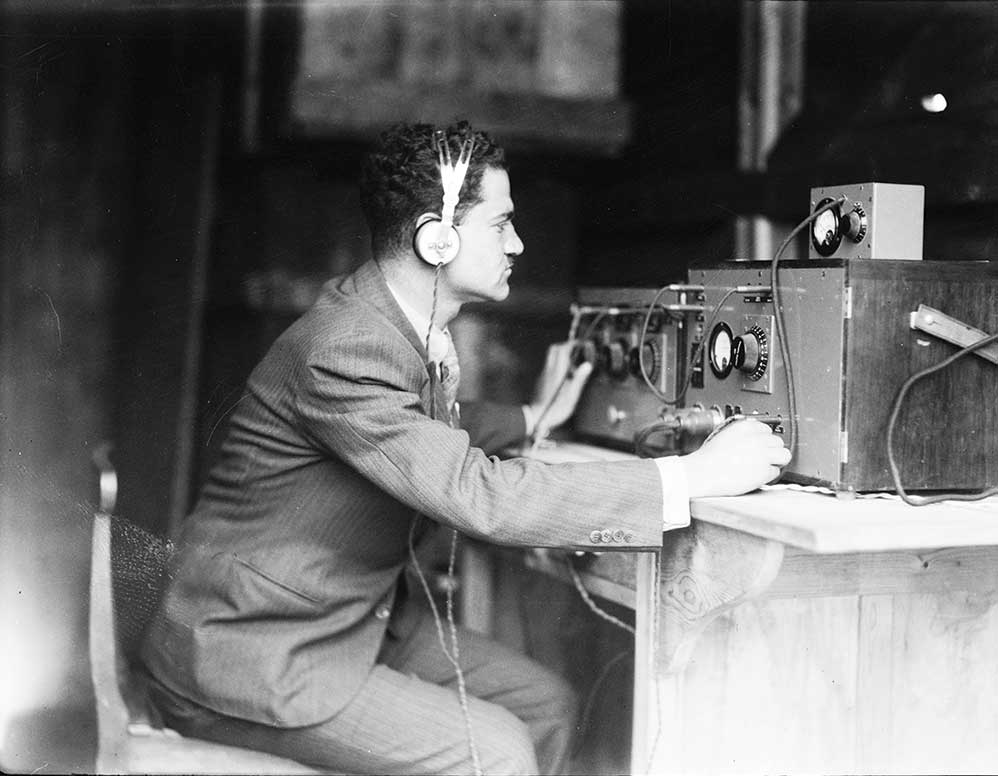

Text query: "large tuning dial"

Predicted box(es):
[732, 325, 769, 381]
[629, 338, 660, 382]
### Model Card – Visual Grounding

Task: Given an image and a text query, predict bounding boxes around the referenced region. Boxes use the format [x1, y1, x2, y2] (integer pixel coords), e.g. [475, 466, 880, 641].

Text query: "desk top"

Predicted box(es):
[518, 440, 998, 554]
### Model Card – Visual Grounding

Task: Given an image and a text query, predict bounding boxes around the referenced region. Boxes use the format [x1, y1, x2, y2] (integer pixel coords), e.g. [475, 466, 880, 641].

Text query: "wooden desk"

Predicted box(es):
[518, 441, 998, 775]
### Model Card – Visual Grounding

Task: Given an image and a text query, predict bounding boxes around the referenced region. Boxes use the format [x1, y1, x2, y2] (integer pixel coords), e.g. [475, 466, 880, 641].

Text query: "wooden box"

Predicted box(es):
[686, 259, 998, 492]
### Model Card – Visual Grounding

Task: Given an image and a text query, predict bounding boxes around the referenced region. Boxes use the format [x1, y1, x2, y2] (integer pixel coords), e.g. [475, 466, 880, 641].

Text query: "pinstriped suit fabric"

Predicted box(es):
[145, 608, 570, 775]
[141, 259, 663, 736]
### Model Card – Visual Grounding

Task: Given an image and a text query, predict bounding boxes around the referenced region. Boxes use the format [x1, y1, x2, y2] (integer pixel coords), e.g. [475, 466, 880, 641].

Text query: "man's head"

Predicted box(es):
[359, 121, 507, 260]
[360, 121, 523, 308]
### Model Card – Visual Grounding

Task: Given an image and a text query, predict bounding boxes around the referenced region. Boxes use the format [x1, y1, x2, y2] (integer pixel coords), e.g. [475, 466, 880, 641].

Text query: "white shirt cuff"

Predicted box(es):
[654, 456, 691, 530]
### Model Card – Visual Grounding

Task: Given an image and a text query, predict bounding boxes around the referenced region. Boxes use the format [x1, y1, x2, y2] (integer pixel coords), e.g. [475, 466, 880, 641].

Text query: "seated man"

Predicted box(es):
[140, 121, 790, 775]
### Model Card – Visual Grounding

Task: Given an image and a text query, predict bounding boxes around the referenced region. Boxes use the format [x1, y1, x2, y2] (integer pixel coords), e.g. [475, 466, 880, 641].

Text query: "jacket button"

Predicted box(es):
[612, 529, 624, 543]
[589, 530, 602, 544]
[375, 604, 391, 620]
[624, 532, 634, 543]
[601, 529, 613, 543]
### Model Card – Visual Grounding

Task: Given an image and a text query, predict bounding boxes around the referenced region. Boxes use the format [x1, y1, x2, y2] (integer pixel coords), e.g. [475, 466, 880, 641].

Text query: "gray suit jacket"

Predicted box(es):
[141, 259, 663, 727]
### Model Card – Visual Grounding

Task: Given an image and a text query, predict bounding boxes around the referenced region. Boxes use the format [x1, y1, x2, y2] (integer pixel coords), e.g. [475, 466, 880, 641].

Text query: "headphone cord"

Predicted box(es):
[411, 261, 483, 775]
[408, 522, 483, 775]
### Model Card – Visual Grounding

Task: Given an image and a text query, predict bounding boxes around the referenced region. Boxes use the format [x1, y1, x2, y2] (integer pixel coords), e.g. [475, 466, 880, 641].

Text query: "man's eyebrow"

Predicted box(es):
[491, 209, 515, 223]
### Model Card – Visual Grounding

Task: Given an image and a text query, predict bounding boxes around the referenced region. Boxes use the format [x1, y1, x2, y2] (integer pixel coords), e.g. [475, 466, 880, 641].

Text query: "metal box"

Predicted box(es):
[809, 182, 924, 260]
[686, 260, 998, 492]
[571, 287, 684, 450]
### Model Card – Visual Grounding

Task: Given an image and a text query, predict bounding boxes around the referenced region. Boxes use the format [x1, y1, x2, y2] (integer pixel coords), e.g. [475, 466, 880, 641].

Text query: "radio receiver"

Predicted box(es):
[681, 259, 998, 492]
[569, 287, 691, 450]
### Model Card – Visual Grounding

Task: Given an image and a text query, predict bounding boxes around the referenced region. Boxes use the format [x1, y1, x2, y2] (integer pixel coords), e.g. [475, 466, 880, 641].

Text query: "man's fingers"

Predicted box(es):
[570, 361, 593, 388]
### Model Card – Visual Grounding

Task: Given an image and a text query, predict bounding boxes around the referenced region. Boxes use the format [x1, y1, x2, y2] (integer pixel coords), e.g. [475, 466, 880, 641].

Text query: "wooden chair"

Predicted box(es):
[88, 444, 321, 774]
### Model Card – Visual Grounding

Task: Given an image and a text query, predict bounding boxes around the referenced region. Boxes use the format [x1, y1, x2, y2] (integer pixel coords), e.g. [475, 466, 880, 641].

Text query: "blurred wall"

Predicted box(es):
[0, 10, 134, 772]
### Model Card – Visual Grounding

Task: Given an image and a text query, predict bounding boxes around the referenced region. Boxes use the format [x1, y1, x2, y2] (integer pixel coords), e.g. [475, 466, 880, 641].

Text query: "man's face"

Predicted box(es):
[444, 167, 524, 304]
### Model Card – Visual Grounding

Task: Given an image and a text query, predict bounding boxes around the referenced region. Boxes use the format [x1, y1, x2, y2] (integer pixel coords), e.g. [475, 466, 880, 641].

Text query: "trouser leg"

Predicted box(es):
[142, 610, 576, 775]
[145, 662, 540, 776]
[379, 608, 578, 776]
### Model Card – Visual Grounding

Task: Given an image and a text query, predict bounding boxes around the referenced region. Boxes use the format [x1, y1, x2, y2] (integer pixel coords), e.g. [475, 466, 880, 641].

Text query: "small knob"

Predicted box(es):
[841, 205, 868, 243]
[603, 341, 628, 378]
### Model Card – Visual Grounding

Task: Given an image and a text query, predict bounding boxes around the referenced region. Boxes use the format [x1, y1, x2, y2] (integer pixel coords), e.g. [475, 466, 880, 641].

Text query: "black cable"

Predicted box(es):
[769, 197, 847, 457]
[638, 285, 741, 406]
[887, 331, 998, 506]
[633, 419, 681, 458]
[637, 286, 686, 405]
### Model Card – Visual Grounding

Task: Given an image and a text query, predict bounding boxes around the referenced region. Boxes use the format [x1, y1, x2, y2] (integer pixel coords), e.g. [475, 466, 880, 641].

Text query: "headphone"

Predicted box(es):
[413, 129, 475, 267]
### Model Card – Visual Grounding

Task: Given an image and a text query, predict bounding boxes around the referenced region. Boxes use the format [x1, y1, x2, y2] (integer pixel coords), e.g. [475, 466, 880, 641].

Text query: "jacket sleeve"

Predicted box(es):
[459, 400, 526, 456]
[292, 332, 664, 551]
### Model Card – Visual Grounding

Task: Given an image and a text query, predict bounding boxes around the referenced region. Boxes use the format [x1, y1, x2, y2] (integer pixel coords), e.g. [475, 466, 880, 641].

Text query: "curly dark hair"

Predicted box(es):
[359, 121, 507, 258]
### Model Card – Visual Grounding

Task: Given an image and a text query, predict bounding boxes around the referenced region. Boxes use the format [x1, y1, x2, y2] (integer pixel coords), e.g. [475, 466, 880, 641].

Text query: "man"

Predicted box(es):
[140, 121, 790, 775]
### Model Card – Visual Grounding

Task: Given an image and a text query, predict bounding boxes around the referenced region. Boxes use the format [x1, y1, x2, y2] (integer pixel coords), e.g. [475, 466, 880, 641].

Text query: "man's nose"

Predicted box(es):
[505, 225, 524, 256]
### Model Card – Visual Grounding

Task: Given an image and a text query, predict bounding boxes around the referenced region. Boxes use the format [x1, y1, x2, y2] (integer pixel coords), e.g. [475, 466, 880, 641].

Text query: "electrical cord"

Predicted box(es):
[769, 197, 846, 457]
[638, 286, 742, 408]
[631, 286, 742, 458]
[633, 418, 682, 458]
[886, 330, 998, 506]
[412, 262, 483, 776]
[567, 551, 664, 774]
[408, 523, 482, 775]
[566, 556, 636, 635]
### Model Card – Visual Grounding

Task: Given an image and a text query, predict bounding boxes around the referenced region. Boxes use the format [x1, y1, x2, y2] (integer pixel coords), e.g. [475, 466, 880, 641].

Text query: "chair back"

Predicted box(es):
[89, 444, 323, 774]
[111, 517, 173, 663]
[89, 444, 173, 771]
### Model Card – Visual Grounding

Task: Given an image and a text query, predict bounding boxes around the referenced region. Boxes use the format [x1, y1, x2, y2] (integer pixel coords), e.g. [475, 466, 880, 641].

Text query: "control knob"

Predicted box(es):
[841, 203, 868, 243]
[731, 325, 768, 381]
[602, 341, 629, 378]
[629, 339, 660, 382]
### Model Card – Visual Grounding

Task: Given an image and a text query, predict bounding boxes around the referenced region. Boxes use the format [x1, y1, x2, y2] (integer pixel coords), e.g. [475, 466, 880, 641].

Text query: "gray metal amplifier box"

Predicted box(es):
[809, 182, 924, 260]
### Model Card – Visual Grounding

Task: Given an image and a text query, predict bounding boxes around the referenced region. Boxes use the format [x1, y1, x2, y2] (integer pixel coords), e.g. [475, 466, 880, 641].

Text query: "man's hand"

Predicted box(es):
[678, 418, 792, 498]
[526, 342, 593, 438]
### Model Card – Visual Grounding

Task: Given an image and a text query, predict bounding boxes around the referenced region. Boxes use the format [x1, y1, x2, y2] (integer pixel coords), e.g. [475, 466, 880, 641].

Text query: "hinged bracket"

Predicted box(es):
[909, 304, 998, 366]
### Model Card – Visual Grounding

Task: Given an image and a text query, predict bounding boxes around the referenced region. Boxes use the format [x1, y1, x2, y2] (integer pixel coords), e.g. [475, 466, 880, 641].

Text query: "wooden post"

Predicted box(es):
[735, 0, 806, 260]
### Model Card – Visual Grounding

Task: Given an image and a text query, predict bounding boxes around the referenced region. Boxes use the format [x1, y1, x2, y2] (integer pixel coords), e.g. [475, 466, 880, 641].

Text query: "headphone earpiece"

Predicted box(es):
[414, 130, 474, 268]
[413, 213, 461, 266]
